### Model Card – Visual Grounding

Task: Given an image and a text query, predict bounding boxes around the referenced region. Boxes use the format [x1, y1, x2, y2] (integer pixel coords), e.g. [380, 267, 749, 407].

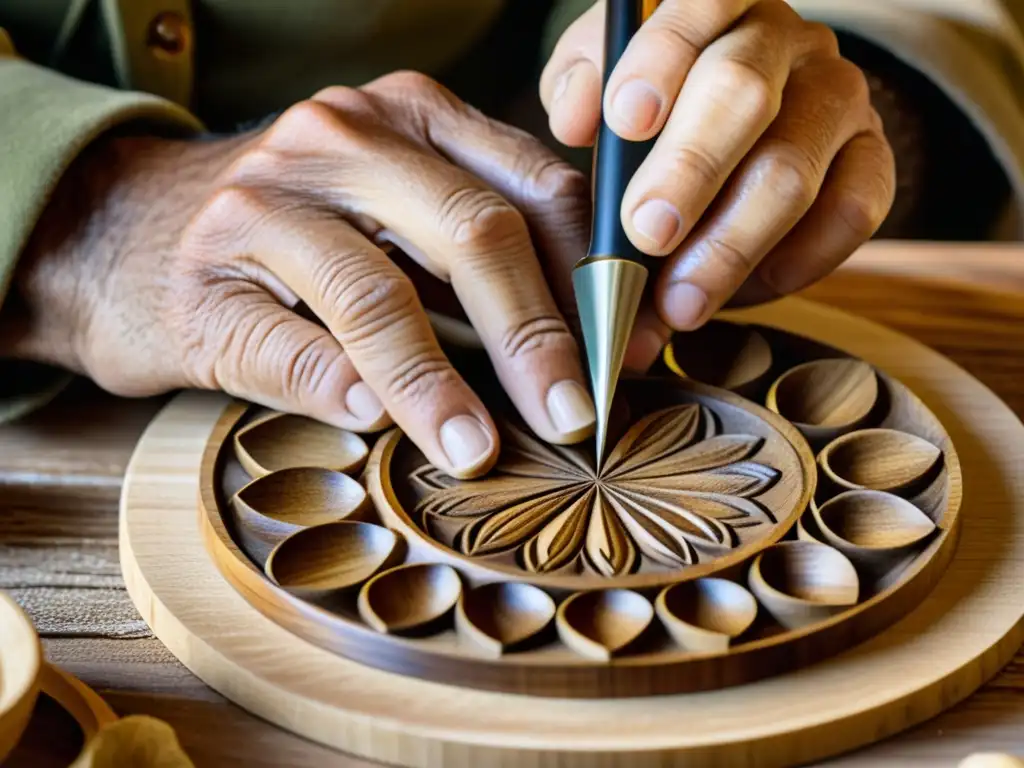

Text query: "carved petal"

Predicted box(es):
[523, 489, 595, 573]
[500, 423, 591, 480]
[613, 486, 734, 548]
[409, 464, 460, 492]
[618, 482, 775, 525]
[604, 405, 702, 476]
[624, 434, 764, 481]
[582, 490, 637, 577]
[638, 462, 782, 499]
[463, 490, 580, 556]
[416, 475, 570, 518]
[606, 490, 696, 567]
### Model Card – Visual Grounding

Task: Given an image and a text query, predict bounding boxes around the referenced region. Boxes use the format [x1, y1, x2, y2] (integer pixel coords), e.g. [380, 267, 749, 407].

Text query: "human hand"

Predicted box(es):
[6, 73, 598, 478]
[541, 0, 896, 370]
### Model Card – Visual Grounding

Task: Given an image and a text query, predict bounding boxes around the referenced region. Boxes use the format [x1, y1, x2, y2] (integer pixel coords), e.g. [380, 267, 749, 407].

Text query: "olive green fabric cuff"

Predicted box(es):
[0, 56, 202, 422]
[0, 56, 202, 301]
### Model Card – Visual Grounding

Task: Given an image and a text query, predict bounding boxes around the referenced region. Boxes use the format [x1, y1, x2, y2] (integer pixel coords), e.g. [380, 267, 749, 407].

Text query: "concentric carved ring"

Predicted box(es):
[200, 320, 961, 698]
[377, 380, 814, 591]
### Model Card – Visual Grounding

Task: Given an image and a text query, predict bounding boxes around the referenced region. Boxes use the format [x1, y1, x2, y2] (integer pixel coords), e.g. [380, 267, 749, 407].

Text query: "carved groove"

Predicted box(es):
[413, 404, 781, 577]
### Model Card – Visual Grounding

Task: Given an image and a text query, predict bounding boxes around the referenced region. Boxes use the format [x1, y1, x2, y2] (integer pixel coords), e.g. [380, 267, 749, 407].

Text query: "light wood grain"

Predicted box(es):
[37, 662, 117, 743]
[819, 428, 943, 494]
[200, 352, 957, 698]
[766, 359, 879, 447]
[0, 593, 41, 763]
[8, 241, 1024, 767]
[233, 413, 368, 479]
[117, 295, 1024, 767]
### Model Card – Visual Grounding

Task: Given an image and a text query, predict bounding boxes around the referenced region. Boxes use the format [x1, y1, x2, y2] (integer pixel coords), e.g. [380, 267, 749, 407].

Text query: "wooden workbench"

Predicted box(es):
[4, 241, 1024, 767]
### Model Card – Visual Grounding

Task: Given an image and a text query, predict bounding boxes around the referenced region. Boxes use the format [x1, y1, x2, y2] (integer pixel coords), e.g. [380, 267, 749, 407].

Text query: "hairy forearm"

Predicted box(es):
[1, 132, 250, 371]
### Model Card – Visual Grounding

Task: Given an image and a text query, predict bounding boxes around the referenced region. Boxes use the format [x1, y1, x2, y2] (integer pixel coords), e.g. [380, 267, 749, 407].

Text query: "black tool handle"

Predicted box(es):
[588, 0, 657, 264]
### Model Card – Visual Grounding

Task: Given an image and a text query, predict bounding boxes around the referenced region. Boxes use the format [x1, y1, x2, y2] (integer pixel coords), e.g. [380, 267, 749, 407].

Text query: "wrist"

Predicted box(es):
[0, 130, 250, 375]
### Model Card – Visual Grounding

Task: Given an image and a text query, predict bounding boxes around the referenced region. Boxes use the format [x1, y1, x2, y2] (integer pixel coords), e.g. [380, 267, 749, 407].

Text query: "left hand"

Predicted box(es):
[541, 0, 895, 371]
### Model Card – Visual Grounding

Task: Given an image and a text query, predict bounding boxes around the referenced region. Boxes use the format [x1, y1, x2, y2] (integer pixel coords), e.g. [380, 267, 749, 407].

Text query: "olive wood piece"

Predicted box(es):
[663, 320, 773, 396]
[815, 490, 936, 567]
[188, 313, 966, 697]
[655, 578, 758, 652]
[0, 593, 41, 764]
[357, 563, 462, 635]
[230, 467, 369, 565]
[233, 413, 368, 478]
[749, 541, 859, 629]
[413, 402, 783, 578]
[387, 381, 815, 593]
[266, 521, 400, 600]
[455, 582, 556, 656]
[819, 428, 943, 494]
[766, 359, 879, 445]
[37, 662, 118, 743]
[555, 589, 654, 661]
[121, 295, 1024, 768]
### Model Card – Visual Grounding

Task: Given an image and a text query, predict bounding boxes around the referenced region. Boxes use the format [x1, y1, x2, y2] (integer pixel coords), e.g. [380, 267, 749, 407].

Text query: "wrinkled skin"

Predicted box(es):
[3, 0, 894, 479]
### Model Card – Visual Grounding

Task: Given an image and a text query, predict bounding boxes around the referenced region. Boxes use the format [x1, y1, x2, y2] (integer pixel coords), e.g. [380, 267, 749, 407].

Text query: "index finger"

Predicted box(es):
[603, 0, 759, 140]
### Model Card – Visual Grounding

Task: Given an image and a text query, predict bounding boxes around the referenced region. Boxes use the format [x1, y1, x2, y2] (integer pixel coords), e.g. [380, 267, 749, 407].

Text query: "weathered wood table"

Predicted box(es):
[4, 241, 1024, 767]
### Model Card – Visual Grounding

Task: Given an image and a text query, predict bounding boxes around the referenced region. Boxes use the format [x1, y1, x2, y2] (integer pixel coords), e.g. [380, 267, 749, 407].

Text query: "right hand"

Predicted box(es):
[6, 72, 597, 478]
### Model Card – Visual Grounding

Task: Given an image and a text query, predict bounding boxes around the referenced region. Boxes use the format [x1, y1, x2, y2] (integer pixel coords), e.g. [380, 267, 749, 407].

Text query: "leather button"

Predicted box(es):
[146, 11, 189, 56]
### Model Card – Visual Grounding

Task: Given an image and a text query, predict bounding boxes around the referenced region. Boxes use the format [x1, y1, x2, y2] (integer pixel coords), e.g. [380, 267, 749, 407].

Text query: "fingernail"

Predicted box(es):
[623, 328, 666, 374]
[632, 199, 682, 250]
[611, 80, 662, 133]
[546, 380, 596, 435]
[345, 382, 385, 424]
[440, 415, 494, 473]
[664, 282, 709, 329]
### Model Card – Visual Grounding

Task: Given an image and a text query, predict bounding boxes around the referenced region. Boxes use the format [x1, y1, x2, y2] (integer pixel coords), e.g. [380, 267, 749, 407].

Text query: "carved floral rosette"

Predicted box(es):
[203, 320, 962, 698]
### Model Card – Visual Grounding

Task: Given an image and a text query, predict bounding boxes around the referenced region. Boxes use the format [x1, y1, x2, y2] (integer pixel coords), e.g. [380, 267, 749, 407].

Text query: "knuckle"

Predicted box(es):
[759, 149, 818, 211]
[376, 70, 441, 96]
[832, 58, 871, 105]
[268, 97, 373, 151]
[386, 351, 458, 403]
[671, 144, 721, 190]
[174, 279, 254, 389]
[521, 160, 588, 209]
[203, 185, 268, 222]
[704, 235, 757, 275]
[500, 316, 575, 360]
[439, 187, 527, 250]
[182, 185, 268, 253]
[279, 334, 336, 403]
[715, 58, 778, 124]
[803, 21, 840, 57]
[644, 20, 701, 58]
[228, 147, 288, 184]
[834, 185, 888, 238]
[325, 264, 419, 340]
[310, 84, 362, 108]
[274, 99, 343, 137]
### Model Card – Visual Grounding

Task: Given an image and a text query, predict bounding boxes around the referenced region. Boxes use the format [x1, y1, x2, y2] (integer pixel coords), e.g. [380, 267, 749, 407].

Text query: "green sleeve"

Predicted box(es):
[0, 31, 202, 423]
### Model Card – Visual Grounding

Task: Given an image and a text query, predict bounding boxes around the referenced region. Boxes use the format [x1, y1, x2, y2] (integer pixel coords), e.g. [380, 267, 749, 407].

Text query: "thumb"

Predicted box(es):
[539, 1, 605, 147]
[198, 286, 393, 433]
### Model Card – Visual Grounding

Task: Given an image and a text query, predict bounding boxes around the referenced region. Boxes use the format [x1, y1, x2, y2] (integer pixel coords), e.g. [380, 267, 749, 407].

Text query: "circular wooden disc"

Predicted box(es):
[0, 593, 41, 763]
[120, 298, 1024, 767]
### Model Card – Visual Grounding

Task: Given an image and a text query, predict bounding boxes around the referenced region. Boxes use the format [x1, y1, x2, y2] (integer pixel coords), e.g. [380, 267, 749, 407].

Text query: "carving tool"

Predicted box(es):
[573, 0, 661, 470]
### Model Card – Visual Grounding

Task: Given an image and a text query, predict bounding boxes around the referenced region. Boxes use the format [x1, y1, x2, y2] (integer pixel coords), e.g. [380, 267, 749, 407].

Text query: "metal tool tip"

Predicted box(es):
[572, 258, 648, 473]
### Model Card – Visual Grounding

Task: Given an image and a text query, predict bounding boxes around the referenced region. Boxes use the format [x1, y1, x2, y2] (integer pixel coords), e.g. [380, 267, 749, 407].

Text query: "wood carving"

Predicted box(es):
[0, 593, 40, 764]
[194, 317, 963, 699]
[410, 404, 781, 576]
